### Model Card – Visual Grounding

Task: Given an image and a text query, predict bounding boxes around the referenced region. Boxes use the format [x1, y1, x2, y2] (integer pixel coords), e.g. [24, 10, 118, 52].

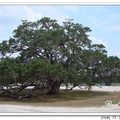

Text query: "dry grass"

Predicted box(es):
[0, 90, 120, 107]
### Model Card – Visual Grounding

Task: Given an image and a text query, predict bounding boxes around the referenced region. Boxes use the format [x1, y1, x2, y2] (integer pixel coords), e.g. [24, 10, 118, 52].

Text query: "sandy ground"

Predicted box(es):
[0, 104, 120, 113]
[0, 86, 120, 113]
[60, 86, 120, 92]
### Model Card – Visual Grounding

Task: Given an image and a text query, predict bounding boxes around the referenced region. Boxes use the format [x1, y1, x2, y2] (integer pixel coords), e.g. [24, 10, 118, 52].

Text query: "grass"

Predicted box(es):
[0, 90, 120, 107]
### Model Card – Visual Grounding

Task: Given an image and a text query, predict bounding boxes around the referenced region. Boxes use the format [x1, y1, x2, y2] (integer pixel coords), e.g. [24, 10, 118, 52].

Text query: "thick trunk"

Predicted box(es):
[88, 85, 92, 91]
[47, 81, 61, 95]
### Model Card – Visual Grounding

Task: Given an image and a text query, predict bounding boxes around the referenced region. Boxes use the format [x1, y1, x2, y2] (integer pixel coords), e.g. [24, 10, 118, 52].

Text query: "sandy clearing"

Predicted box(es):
[0, 86, 120, 113]
[60, 86, 120, 92]
[0, 104, 120, 113]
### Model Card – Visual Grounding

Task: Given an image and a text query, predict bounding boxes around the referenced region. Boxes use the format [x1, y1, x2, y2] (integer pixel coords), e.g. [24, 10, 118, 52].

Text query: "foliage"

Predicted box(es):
[0, 17, 119, 98]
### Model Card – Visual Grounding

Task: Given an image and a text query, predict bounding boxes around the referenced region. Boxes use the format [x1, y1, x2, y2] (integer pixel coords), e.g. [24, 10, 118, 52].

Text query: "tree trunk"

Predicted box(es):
[88, 85, 92, 91]
[47, 81, 61, 95]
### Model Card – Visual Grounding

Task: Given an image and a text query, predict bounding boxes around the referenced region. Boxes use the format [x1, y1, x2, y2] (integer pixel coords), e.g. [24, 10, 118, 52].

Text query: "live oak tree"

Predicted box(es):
[5, 17, 92, 95]
[0, 17, 119, 99]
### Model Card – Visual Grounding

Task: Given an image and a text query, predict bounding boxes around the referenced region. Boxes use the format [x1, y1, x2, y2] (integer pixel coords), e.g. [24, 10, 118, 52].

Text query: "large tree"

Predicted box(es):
[1, 17, 119, 98]
[5, 17, 92, 95]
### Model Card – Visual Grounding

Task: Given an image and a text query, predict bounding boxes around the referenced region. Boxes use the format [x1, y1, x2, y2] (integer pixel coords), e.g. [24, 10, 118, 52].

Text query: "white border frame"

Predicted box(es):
[0, 1, 119, 116]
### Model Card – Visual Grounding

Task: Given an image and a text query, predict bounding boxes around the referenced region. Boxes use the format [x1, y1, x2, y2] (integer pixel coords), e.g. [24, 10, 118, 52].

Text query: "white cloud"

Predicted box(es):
[0, 6, 43, 22]
[0, 6, 71, 24]
[21, 6, 43, 21]
[89, 35, 120, 57]
[0, 6, 70, 41]
[88, 16, 107, 29]
[107, 50, 120, 57]
[0, 6, 44, 41]
[89, 35, 107, 47]
[34, 6, 70, 22]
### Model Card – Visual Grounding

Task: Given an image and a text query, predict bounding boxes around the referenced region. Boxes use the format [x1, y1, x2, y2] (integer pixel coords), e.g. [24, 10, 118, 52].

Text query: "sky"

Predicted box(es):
[0, 5, 120, 57]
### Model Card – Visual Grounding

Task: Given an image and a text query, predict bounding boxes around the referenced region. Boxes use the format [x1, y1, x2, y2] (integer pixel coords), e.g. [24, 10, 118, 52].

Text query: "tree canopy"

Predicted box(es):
[0, 17, 120, 99]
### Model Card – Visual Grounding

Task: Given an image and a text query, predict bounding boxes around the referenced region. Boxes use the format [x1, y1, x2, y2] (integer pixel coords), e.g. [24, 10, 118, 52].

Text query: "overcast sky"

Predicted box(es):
[0, 5, 120, 57]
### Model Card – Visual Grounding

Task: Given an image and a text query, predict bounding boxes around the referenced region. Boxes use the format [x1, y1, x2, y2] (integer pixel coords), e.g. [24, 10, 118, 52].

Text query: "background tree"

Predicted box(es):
[100, 56, 120, 86]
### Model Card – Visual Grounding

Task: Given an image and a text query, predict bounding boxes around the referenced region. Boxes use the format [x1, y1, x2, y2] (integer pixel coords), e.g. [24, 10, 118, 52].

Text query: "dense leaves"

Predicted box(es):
[0, 17, 119, 99]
